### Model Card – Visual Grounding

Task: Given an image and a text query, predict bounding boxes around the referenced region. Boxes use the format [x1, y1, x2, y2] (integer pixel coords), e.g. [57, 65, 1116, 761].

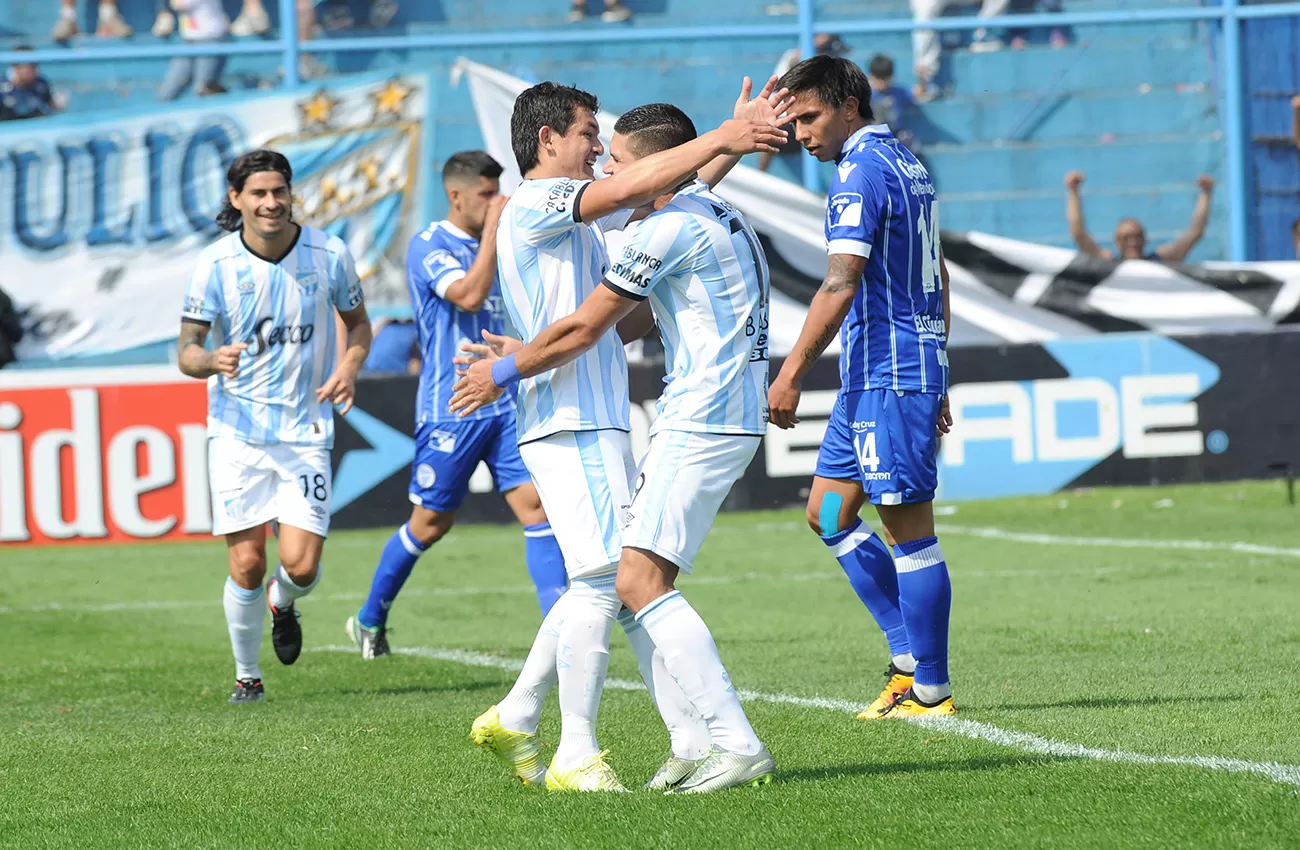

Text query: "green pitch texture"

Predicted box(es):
[3, 481, 1299, 848]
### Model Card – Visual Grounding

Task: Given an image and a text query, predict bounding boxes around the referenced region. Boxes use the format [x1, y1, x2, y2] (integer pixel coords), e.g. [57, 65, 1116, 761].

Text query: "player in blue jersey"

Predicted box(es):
[178, 149, 373, 704]
[447, 82, 784, 792]
[453, 98, 789, 793]
[343, 151, 569, 659]
[768, 56, 958, 719]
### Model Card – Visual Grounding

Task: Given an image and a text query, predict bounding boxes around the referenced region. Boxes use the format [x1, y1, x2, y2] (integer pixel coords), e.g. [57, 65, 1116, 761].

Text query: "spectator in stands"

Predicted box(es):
[758, 33, 851, 173]
[1064, 170, 1216, 262]
[1292, 94, 1300, 150]
[569, 0, 632, 22]
[158, 0, 230, 100]
[1007, 0, 1068, 50]
[911, 0, 1010, 101]
[867, 54, 918, 150]
[0, 47, 63, 121]
[53, 0, 132, 40]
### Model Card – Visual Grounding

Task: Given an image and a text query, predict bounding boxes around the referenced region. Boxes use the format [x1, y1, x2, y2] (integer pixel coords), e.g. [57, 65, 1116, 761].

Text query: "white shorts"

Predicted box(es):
[208, 437, 332, 538]
[518, 429, 635, 580]
[623, 430, 760, 574]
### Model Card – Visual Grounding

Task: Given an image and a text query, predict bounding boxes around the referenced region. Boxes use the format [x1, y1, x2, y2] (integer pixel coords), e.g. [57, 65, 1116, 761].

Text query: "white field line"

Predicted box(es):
[315, 644, 1300, 790]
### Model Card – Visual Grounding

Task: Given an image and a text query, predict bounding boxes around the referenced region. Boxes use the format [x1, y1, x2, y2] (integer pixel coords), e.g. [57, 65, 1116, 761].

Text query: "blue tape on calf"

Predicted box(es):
[819, 492, 844, 537]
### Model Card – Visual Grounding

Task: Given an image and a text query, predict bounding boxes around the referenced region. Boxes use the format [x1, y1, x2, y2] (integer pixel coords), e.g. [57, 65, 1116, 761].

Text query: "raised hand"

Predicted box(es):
[1196, 174, 1215, 193]
[714, 118, 788, 156]
[733, 75, 794, 128]
[1064, 170, 1086, 191]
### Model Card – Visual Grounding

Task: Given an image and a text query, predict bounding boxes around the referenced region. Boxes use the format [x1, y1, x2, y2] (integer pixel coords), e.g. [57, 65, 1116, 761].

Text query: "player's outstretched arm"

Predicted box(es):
[1156, 175, 1214, 263]
[576, 119, 786, 223]
[442, 195, 509, 312]
[698, 75, 794, 189]
[449, 285, 638, 417]
[317, 304, 373, 415]
[177, 319, 245, 380]
[767, 253, 866, 430]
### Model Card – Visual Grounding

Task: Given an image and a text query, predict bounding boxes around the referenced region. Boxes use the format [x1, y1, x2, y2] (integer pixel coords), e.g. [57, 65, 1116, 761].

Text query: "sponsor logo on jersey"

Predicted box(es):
[835, 161, 858, 182]
[543, 179, 578, 213]
[829, 192, 863, 229]
[247, 317, 315, 355]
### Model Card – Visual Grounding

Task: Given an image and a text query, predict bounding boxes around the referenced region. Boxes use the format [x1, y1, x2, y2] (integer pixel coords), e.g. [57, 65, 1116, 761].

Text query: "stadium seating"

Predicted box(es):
[0, 0, 1235, 258]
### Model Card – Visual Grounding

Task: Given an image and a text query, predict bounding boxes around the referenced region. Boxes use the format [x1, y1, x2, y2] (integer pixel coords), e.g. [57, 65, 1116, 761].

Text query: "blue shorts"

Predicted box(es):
[814, 389, 941, 505]
[409, 410, 531, 513]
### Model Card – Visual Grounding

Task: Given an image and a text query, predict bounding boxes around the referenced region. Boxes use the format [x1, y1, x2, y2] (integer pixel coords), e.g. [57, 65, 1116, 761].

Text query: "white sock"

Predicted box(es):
[268, 563, 320, 610]
[496, 601, 563, 734]
[60, 6, 76, 18]
[551, 575, 620, 771]
[619, 608, 711, 760]
[913, 681, 952, 703]
[892, 652, 917, 673]
[636, 591, 763, 757]
[223, 577, 265, 681]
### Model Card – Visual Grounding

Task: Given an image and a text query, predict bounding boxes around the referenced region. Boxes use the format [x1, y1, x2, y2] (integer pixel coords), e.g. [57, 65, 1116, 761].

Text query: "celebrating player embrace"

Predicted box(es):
[178, 149, 372, 704]
[768, 56, 957, 718]
[454, 87, 790, 792]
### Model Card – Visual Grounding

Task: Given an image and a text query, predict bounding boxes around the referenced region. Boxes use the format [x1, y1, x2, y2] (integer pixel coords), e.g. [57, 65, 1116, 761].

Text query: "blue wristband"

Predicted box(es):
[491, 353, 523, 388]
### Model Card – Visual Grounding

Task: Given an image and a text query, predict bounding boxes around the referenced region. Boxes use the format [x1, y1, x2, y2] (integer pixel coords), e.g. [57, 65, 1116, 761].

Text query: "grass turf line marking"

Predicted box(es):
[314, 644, 1300, 790]
[935, 524, 1300, 559]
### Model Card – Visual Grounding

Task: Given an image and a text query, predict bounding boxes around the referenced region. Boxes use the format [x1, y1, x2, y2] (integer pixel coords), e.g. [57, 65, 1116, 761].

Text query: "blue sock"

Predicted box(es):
[822, 519, 910, 657]
[358, 523, 429, 629]
[523, 522, 568, 616]
[893, 536, 951, 687]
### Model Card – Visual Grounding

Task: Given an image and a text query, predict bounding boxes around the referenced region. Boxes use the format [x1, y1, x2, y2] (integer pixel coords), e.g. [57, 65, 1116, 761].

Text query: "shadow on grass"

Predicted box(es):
[332, 681, 501, 698]
[779, 753, 1066, 785]
[986, 693, 1245, 712]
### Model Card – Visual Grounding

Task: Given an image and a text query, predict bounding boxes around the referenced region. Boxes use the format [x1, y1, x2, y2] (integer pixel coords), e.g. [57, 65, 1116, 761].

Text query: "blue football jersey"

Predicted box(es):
[825, 125, 948, 395]
[407, 220, 513, 425]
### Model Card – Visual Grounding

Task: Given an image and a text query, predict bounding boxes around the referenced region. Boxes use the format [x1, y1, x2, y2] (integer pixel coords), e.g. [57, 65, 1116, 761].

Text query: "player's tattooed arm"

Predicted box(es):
[178, 320, 246, 380]
[767, 253, 865, 429]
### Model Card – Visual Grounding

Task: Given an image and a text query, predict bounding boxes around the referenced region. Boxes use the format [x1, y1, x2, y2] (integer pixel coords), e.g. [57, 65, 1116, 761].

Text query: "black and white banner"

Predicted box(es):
[454, 59, 1300, 351]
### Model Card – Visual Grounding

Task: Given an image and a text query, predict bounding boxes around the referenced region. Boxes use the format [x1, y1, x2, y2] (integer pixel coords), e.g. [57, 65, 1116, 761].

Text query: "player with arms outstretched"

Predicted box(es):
[768, 56, 958, 718]
[458, 81, 784, 791]
[344, 151, 568, 659]
[178, 149, 372, 704]
[454, 100, 783, 793]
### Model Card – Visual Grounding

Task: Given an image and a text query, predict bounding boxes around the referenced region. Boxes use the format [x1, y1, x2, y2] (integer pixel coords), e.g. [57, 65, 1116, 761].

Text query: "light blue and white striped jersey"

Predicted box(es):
[181, 226, 363, 448]
[604, 180, 769, 436]
[407, 219, 513, 425]
[827, 124, 948, 395]
[496, 176, 632, 443]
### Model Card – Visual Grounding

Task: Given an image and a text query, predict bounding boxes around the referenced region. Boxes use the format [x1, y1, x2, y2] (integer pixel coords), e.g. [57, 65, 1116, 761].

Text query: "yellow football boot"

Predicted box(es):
[545, 750, 627, 792]
[878, 687, 957, 718]
[469, 705, 547, 786]
[856, 664, 915, 720]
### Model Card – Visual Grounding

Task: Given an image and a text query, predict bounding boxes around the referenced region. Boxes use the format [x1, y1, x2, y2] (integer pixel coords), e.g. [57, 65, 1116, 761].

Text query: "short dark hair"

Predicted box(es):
[216, 149, 293, 232]
[510, 82, 600, 174]
[778, 55, 874, 121]
[613, 103, 697, 158]
[868, 54, 894, 80]
[442, 150, 503, 187]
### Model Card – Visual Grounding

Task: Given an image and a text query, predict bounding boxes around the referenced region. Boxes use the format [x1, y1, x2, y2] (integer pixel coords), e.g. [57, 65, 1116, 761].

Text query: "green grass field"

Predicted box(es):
[4, 480, 1300, 848]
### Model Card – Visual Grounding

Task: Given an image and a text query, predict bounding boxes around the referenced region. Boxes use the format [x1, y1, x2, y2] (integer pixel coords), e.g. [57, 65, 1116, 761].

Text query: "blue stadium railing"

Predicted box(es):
[1, 0, 1297, 262]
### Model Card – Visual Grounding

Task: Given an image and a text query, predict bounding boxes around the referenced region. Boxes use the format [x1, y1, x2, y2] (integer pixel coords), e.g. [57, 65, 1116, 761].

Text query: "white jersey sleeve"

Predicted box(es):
[604, 211, 693, 301]
[327, 237, 364, 311]
[182, 247, 224, 324]
[510, 177, 591, 245]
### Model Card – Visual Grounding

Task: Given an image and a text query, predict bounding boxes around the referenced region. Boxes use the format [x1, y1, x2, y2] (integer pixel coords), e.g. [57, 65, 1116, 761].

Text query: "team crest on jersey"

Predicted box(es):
[427, 429, 456, 454]
[416, 463, 437, 488]
[264, 77, 425, 316]
[830, 192, 863, 229]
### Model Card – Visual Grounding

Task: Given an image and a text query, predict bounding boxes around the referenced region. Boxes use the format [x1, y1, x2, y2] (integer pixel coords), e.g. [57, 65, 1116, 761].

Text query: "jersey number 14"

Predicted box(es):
[917, 204, 942, 295]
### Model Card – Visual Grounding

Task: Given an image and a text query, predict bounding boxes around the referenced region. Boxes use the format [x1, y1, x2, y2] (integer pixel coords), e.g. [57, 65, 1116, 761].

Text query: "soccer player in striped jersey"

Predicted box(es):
[457, 81, 785, 792]
[343, 151, 568, 660]
[177, 149, 373, 704]
[768, 55, 957, 718]
[453, 97, 786, 793]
